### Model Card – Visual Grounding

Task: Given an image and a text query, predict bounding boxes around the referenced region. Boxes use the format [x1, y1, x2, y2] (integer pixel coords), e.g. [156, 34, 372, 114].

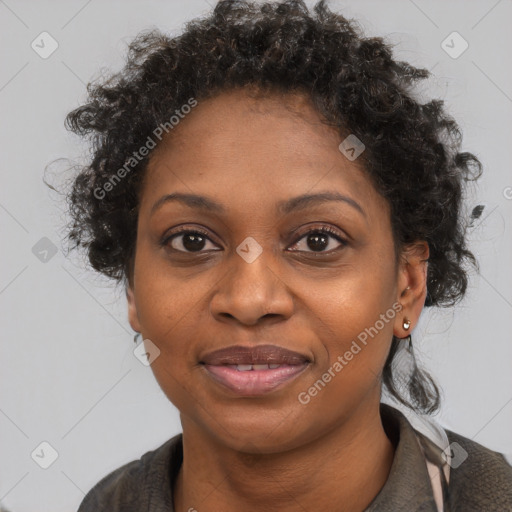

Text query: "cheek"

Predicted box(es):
[132, 249, 216, 406]
[307, 301, 394, 399]
[306, 257, 396, 345]
[133, 241, 209, 344]
[295, 300, 395, 433]
[301, 256, 397, 396]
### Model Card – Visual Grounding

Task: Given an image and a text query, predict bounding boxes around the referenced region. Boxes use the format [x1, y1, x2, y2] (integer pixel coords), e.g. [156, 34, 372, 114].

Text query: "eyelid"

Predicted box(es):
[166, 225, 211, 238]
[161, 225, 219, 248]
[291, 224, 347, 243]
[288, 225, 348, 253]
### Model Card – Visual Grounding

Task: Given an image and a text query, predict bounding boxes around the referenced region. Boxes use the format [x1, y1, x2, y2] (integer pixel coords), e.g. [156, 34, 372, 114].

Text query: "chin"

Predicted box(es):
[200, 409, 315, 454]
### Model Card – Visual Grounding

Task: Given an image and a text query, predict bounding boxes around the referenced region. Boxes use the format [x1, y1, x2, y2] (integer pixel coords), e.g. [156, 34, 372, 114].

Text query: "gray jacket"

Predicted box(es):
[77, 404, 512, 511]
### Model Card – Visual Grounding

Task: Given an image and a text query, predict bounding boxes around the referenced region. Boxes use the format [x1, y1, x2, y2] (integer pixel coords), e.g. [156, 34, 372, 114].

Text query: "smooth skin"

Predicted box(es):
[127, 86, 429, 512]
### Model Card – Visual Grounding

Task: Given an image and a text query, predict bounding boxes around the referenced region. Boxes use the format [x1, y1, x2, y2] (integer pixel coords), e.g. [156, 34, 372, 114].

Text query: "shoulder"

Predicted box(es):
[381, 403, 512, 509]
[445, 429, 512, 510]
[77, 433, 182, 512]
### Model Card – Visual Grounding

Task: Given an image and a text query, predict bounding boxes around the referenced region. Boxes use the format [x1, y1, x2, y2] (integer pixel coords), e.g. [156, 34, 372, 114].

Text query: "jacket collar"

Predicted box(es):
[365, 404, 439, 511]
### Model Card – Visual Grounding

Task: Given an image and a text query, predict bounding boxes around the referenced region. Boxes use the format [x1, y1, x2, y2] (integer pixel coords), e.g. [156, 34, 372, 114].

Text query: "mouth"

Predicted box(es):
[199, 344, 311, 396]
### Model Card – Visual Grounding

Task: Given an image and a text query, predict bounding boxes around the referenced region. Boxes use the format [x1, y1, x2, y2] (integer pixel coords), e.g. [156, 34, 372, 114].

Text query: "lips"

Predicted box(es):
[200, 344, 310, 366]
[200, 344, 311, 396]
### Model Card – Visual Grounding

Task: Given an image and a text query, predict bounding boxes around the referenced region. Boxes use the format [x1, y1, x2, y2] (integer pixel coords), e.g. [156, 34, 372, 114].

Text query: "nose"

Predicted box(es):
[209, 247, 294, 327]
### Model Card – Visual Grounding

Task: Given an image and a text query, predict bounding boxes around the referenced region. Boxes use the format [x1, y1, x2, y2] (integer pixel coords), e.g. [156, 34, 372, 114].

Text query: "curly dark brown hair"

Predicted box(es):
[61, 0, 483, 415]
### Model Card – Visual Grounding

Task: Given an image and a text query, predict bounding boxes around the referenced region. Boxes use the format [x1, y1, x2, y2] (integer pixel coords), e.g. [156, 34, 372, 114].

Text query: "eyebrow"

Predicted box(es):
[150, 191, 367, 219]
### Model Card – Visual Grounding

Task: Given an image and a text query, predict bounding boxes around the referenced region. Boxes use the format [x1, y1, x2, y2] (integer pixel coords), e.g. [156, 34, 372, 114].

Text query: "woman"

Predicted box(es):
[64, 0, 512, 510]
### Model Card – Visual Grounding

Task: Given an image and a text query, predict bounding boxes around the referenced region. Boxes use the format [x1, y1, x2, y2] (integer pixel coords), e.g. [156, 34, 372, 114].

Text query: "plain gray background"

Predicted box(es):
[1, 0, 511, 510]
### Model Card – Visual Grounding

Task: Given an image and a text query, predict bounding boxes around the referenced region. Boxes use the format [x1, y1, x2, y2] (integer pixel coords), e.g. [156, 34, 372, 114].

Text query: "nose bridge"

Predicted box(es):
[229, 238, 278, 301]
[210, 238, 293, 324]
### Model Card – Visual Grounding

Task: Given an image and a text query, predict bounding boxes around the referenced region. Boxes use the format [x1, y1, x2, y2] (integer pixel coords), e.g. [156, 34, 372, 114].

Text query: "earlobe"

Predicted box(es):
[126, 285, 141, 333]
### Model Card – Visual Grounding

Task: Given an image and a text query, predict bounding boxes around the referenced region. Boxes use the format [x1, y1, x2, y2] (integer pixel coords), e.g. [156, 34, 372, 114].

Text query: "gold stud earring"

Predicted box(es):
[402, 318, 411, 330]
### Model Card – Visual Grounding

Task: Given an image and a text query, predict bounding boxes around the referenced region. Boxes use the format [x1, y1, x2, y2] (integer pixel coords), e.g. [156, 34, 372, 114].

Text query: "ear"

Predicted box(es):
[126, 283, 142, 333]
[393, 240, 429, 338]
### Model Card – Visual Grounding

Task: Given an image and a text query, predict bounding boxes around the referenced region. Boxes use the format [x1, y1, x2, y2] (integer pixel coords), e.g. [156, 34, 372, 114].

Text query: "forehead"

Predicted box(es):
[140, 87, 387, 222]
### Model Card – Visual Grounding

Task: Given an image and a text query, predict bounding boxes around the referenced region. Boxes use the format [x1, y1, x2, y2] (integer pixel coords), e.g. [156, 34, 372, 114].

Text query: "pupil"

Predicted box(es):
[307, 233, 328, 252]
[183, 233, 205, 251]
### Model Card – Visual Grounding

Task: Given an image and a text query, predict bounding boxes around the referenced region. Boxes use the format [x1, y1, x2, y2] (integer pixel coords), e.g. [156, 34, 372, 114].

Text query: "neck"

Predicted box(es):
[173, 399, 395, 512]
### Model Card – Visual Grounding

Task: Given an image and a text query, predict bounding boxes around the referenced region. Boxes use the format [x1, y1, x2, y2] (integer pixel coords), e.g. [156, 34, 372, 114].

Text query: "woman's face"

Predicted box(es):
[127, 87, 427, 453]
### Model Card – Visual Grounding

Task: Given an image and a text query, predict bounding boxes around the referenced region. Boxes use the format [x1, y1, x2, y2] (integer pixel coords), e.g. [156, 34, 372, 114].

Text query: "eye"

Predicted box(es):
[162, 227, 220, 253]
[161, 224, 348, 255]
[288, 226, 347, 254]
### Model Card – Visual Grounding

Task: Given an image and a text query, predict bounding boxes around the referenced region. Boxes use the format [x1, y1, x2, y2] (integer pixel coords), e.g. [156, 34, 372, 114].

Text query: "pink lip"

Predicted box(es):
[203, 363, 309, 396]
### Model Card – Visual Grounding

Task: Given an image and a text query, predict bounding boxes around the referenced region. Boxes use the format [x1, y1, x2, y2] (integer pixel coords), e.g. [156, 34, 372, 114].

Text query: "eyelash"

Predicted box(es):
[161, 225, 348, 255]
